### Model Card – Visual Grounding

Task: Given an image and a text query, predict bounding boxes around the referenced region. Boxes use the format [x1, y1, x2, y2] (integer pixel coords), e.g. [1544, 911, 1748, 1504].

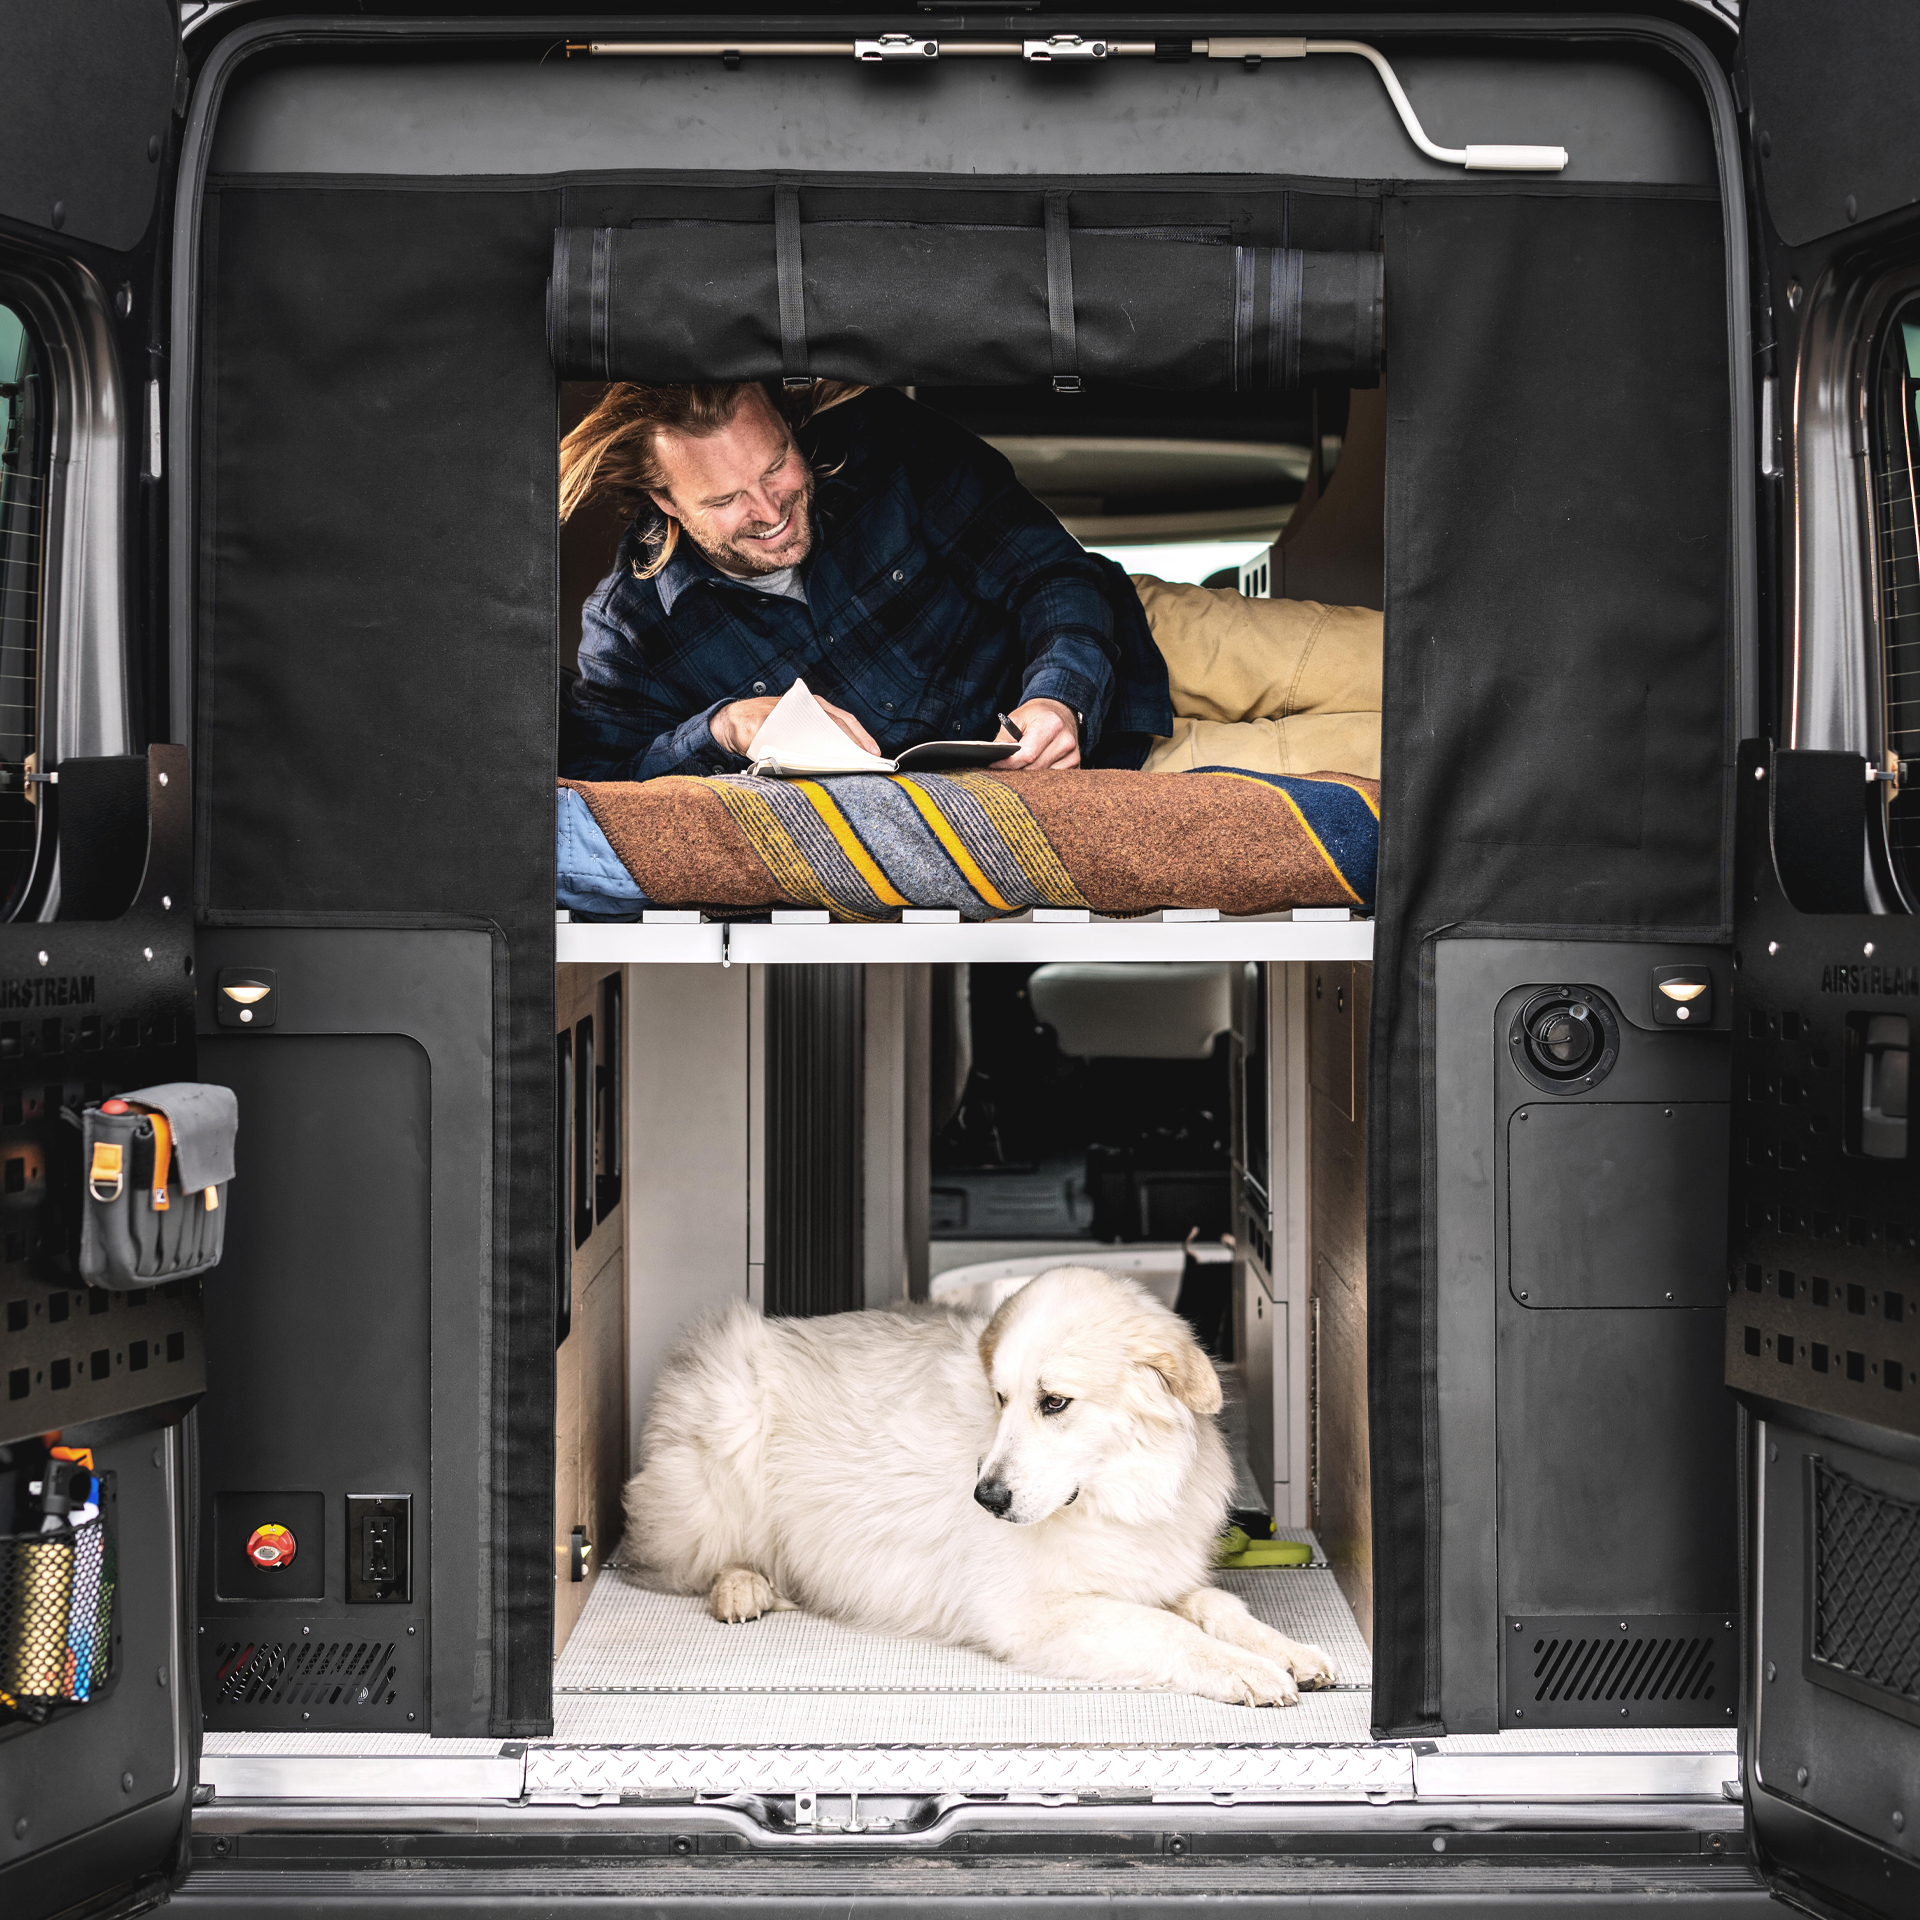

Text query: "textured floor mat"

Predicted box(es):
[548, 1563, 1372, 1746]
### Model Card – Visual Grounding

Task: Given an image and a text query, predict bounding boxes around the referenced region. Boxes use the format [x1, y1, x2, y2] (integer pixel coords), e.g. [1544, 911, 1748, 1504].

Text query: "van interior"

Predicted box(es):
[8, 11, 1826, 1901]
[542, 950, 1383, 1754]
[182, 38, 1739, 1764]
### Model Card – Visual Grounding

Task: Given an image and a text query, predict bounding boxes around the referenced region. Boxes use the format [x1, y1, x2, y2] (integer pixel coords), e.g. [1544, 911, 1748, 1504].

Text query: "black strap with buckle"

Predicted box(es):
[774, 184, 811, 391]
[1044, 189, 1080, 394]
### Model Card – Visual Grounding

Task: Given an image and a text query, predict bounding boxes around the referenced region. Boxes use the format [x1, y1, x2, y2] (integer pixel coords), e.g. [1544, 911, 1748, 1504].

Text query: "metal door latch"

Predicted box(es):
[1025, 35, 1109, 61]
[856, 33, 936, 61]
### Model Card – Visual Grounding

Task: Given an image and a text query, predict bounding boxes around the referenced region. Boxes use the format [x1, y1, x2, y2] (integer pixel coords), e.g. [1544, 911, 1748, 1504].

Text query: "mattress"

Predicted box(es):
[557, 767, 1379, 922]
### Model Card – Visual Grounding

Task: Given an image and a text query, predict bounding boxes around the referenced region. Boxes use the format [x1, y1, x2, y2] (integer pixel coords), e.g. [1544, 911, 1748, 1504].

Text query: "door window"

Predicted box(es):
[1876, 302, 1920, 891]
[0, 304, 42, 912]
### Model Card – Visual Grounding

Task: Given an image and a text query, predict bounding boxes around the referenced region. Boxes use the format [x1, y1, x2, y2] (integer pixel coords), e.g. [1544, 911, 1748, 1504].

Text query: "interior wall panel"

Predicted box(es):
[194, 185, 559, 1731]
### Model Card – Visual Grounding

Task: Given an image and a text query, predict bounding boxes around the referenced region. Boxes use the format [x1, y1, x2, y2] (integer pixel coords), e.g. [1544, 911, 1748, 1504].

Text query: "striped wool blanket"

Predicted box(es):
[557, 768, 1378, 922]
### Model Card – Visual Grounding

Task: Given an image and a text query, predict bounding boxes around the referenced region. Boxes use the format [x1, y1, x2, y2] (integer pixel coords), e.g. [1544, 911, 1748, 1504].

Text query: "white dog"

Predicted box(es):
[624, 1266, 1336, 1706]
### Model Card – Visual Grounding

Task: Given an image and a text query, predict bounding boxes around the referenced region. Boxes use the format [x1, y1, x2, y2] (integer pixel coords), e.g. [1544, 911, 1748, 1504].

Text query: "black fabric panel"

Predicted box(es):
[1368, 192, 1730, 1733]
[196, 183, 559, 1733]
[557, 175, 1384, 253]
[550, 221, 1382, 391]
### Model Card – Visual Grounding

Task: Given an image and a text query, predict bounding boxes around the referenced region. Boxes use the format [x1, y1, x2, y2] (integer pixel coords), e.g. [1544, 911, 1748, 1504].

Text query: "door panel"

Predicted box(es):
[2, 1428, 191, 1917]
[0, 0, 177, 253]
[1755, 1423, 1920, 1891]
[1747, 1, 1920, 249]
[1731, 739, 1920, 1917]
[0, 750, 201, 1919]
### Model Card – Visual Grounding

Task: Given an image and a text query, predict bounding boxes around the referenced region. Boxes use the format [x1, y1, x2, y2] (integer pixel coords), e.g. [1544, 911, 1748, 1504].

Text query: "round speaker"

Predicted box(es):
[1509, 987, 1620, 1095]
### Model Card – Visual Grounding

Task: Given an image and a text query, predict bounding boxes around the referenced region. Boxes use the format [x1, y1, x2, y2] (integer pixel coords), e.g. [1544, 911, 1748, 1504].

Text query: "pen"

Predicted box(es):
[996, 712, 1024, 742]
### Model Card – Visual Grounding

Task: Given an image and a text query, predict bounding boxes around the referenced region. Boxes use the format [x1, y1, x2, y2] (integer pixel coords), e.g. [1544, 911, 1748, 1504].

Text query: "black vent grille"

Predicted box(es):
[212, 1637, 400, 1710]
[1808, 1458, 1920, 1719]
[1502, 1613, 1732, 1727]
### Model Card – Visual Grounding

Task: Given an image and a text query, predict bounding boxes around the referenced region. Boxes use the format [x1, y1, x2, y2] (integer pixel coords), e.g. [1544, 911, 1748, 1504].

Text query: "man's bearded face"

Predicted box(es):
[650, 392, 816, 576]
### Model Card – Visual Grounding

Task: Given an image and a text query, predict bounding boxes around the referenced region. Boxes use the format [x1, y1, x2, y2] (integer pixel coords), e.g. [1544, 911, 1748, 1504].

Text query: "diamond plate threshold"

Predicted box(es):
[196, 1739, 1739, 1811]
[527, 1742, 1412, 1805]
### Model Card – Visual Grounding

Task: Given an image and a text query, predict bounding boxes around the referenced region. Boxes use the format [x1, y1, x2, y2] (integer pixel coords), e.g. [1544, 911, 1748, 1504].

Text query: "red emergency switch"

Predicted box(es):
[245, 1523, 297, 1570]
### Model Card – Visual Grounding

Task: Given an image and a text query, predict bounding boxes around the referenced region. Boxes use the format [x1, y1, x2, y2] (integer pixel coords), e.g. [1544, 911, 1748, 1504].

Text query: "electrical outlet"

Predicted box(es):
[345, 1492, 411, 1603]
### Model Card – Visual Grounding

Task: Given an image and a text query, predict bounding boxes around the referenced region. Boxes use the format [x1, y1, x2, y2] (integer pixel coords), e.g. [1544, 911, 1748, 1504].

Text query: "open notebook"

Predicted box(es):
[745, 679, 1011, 778]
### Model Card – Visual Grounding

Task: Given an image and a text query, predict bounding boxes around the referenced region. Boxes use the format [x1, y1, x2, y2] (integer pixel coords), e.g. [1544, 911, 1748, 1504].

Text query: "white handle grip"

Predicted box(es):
[1464, 143, 1571, 172]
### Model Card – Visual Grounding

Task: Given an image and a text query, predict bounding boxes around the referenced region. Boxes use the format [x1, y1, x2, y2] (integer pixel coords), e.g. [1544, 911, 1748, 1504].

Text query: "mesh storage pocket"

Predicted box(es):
[0, 1510, 115, 1722]
[1808, 1457, 1920, 1720]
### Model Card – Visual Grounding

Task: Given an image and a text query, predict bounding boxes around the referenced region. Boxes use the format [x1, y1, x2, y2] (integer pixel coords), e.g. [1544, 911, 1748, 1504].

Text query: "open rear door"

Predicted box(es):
[0, 8, 195, 1920]
[1727, 742, 1920, 1919]
[1732, 15, 1920, 1910]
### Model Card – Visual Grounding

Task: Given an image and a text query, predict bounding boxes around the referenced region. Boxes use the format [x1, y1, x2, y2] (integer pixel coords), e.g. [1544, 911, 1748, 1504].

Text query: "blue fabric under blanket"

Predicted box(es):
[557, 787, 650, 919]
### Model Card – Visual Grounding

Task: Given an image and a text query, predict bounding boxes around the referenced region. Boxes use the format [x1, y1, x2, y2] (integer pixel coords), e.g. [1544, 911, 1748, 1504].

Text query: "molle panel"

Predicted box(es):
[1733, 739, 1920, 1910]
[1728, 743, 1920, 1444]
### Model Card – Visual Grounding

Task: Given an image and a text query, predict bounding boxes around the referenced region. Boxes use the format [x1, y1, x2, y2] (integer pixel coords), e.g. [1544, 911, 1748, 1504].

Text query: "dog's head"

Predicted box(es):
[971, 1266, 1221, 1526]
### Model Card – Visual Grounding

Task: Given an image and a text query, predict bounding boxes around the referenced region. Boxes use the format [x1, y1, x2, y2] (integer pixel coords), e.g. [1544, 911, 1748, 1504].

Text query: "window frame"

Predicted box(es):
[0, 248, 139, 921]
[1866, 279, 1920, 905]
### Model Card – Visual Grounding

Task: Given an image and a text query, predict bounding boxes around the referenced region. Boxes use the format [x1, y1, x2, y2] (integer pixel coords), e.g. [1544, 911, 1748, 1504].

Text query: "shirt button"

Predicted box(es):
[892, 569, 905, 583]
[752, 681, 767, 694]
[883, 700, 895, 710]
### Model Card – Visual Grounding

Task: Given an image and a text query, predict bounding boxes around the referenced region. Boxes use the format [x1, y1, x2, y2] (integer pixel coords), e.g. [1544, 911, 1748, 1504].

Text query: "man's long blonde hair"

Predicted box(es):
[559, 380, 865, 579]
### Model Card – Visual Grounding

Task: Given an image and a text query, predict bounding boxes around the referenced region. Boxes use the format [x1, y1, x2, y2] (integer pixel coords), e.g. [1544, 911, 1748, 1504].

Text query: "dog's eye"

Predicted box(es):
[1039, 1394, 1071, 1416]
[995, 1392, 1006, 1408]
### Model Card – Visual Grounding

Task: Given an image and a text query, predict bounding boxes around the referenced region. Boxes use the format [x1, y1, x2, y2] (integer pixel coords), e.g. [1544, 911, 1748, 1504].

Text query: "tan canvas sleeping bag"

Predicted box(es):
[1130, 574, 1383, 780]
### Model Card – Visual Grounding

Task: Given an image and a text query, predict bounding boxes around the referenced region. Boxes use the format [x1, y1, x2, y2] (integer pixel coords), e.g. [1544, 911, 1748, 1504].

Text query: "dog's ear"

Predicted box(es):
[1139, 1329, 1223, 1416]
[977, 1315, 1004, 1379]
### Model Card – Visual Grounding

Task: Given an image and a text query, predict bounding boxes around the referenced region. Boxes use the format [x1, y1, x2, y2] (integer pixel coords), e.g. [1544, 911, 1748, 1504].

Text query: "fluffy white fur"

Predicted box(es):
[624, 1266, 1335, 1706]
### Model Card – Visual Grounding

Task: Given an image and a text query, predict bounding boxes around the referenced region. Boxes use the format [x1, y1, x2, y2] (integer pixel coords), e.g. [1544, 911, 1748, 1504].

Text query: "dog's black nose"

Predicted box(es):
[973, 1477, 1013, 1517]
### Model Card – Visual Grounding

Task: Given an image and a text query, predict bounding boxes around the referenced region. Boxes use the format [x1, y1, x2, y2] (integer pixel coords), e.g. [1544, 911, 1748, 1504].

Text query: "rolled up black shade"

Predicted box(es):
[549, 218, 1381, 391]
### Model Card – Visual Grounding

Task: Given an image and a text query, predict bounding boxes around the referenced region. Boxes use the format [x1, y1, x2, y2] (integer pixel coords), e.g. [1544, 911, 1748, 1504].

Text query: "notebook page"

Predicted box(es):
[746, 679, 895, 776]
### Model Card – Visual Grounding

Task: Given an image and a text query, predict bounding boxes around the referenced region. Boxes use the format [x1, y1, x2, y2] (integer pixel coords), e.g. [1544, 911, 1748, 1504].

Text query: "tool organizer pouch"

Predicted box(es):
[78, 1081, 237, 1290]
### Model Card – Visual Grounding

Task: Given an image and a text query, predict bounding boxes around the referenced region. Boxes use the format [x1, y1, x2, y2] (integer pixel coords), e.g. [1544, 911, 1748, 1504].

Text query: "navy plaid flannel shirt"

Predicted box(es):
[561, 388, 1172, 782]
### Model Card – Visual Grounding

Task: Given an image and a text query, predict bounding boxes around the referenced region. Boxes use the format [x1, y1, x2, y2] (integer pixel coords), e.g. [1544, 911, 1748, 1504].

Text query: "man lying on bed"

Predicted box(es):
[560, 380, 1161, 779]
[558, 381, 1381, 785]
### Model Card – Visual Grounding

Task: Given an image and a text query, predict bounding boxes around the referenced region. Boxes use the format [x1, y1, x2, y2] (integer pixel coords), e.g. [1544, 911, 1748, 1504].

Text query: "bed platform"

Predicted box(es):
[556, 907, 1375, 966]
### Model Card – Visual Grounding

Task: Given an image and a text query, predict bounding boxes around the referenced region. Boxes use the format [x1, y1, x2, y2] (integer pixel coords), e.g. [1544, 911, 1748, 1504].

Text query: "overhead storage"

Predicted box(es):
[548, 186, 1383, 390]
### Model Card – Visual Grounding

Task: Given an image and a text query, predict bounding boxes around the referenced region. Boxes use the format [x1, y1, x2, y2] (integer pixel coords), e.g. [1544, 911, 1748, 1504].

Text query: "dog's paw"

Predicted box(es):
[1280, 1638, 1338, 1691]
[709, 1566, 777, 1623]
[1193, 1647, 1301, 1708]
